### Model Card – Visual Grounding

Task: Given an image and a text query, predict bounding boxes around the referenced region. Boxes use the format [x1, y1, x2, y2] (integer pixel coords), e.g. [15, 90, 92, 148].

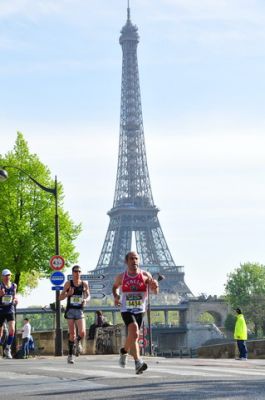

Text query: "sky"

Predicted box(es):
[1, 0, 265, 308]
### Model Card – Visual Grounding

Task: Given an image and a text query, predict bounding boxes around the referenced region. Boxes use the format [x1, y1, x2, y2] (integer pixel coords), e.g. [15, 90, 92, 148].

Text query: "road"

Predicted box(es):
[1, 355, 265, 399]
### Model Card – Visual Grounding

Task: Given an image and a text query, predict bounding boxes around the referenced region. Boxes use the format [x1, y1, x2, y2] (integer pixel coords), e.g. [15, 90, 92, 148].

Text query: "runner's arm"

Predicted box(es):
[83, 281, 91, 302]
[144, 272, 159, 294]
[13, 283, 18, 305]
[59, 281, 71, 300]
[112, 275, 122, 306]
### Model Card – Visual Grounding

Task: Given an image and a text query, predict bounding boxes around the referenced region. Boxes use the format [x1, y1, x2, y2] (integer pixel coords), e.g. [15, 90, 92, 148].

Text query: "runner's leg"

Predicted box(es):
[124, 321, 140, 360]
[67, 319, 76, 363]
[75, 318, 85, 355]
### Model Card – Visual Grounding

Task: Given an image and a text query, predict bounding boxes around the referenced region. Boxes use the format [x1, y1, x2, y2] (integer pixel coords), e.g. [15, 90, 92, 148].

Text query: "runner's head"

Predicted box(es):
[125, 251, 140, 273]
[1, 269, 11, 283]
[72, 265, 82, 279]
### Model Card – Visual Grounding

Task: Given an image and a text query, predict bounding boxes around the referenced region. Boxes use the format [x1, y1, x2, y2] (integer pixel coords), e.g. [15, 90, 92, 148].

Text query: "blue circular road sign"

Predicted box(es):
[50, 271, 65, 286]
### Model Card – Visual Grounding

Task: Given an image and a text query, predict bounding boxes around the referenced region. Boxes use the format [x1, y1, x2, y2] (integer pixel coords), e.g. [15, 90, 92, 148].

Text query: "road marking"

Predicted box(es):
[0, 372, 106, 396]
[40, 365, 141, 378]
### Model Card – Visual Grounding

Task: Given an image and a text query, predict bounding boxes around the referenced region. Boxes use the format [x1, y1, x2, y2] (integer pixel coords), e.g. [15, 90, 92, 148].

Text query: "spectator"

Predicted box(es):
[234, 308, 248, 361]
[95, 311, 104, 327]
[88, 311, 110, 339]
[21, 318, 31, 359]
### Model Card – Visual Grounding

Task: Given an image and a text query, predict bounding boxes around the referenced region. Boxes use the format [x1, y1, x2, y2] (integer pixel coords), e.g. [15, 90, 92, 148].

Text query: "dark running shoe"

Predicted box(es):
[135, 360, 148, 375]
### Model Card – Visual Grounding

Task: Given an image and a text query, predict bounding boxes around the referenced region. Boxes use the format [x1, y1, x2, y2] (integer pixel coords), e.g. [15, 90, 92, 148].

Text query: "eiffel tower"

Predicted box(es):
[90, 2, 192, 297]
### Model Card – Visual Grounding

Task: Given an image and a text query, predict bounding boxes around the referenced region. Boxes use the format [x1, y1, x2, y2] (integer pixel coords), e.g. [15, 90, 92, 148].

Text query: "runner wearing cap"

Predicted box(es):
[59, 265, 90, 364]
[0, 269, 18, 359]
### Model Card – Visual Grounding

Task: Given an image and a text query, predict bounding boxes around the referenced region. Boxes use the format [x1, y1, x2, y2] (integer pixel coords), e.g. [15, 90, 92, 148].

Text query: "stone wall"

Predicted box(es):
[197, 339, 265, 359]
[186, 323, 225, 348]
[93, 324, 125, 355]
[16, 324, 126, 356]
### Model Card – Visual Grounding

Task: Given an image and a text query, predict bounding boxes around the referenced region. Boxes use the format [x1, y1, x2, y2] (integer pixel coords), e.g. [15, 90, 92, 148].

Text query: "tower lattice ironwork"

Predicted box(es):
[91, 3, 192, 297]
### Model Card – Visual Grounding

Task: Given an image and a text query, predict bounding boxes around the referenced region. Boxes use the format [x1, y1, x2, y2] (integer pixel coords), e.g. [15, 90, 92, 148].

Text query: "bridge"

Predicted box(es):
[17, 297, 228, 327]
[16, 297, 229, 354]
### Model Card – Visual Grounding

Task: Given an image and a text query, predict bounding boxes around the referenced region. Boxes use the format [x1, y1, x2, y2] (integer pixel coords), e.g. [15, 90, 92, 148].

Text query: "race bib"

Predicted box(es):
[2, 295, 13, 305]
[70, 295, 83, 306]
[126, 293, 144, 310]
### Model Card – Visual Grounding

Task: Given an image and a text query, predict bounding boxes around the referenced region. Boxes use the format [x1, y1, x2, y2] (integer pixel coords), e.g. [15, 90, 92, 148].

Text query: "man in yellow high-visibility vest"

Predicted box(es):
[234, 308, 248, 360]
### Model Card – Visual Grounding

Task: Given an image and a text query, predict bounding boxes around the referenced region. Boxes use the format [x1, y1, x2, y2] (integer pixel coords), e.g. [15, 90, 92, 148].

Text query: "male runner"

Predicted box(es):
[0, 269, 18, 359]
[59, 265, 90, 364]
[112, 251, 159, 374]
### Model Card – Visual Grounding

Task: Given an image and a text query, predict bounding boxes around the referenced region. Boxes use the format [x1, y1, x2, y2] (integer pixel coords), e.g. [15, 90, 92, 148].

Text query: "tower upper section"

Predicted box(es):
[112, 4, 154, 210]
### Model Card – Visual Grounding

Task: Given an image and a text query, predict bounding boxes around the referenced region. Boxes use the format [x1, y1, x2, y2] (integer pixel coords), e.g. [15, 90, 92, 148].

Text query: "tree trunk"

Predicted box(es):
[14, 272, 20, 292]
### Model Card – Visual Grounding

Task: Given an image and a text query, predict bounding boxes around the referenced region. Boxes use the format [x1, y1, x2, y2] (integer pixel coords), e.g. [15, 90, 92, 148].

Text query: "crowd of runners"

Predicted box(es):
[0, 251, 159, 374]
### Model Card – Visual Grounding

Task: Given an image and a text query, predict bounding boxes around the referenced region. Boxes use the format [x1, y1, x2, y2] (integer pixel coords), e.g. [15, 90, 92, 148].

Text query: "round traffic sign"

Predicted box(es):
[50, 271, 65, 286]
[49, 255, 65, 270]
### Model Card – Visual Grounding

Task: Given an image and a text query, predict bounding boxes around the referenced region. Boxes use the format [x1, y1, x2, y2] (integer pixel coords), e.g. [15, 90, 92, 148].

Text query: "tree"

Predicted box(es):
[225, 262, 265, 335]
[0, 132, 82, 294]
[224, 313, 236, 334]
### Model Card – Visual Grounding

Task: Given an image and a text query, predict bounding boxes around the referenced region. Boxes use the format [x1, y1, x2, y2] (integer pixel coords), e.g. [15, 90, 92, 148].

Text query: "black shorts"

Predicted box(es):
[0, 312, 15, 326]
[121, 312, 144, 329]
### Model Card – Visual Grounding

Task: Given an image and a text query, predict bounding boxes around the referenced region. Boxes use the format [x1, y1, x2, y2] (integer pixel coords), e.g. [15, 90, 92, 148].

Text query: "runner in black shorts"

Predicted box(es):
[0, 269, 18, 359]
[59, 265, 90, 364]
[113, 251, 159, 374]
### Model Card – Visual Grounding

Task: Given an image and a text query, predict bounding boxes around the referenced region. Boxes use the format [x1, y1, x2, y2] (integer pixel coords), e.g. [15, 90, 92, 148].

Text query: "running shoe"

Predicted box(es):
[4, 347, 12, 359]
[67, 354, 75, 364]
[135, 360, 148, 375]
[119, 348, 128, 368]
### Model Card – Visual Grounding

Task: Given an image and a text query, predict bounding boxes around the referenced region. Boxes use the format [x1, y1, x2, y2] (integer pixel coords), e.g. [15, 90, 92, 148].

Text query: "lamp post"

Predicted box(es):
[147, 272, 165, 356]
[0, 166, 63, 356]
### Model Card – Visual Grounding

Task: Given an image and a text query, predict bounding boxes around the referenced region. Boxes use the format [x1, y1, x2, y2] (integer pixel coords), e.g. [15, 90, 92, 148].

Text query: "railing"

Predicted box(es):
[16, 305, 188, 331]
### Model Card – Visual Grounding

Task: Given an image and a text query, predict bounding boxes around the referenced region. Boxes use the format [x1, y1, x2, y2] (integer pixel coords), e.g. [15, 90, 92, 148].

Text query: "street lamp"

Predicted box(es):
[0, 166, 63, 356]
[147, 272, 165, 356]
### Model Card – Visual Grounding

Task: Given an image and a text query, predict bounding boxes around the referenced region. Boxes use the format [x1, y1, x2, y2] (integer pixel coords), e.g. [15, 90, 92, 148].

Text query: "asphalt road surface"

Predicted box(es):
[1, 355, 265, 399]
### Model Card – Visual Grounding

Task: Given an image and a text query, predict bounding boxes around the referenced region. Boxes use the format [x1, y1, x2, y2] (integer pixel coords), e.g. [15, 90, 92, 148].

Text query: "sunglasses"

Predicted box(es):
[73, 270, 81, 273]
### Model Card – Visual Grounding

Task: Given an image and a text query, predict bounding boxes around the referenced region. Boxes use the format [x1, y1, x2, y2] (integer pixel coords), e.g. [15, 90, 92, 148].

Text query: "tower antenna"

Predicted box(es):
[127, 0, 130, 20]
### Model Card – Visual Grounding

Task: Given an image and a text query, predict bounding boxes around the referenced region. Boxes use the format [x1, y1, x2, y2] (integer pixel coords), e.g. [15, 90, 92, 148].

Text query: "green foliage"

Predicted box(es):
[168, 310, 179, 326]
[225, 262, 265, 335]
[150, 311, 164, 326]
[224, 313, 236, 333]
[197, 312, 215, 324]
[0, 132, 82, 294]
[16, 313, 55, 331]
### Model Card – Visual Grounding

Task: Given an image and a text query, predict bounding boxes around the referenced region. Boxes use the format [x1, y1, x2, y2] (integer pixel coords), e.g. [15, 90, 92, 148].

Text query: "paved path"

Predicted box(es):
[1, 355, 265, 399]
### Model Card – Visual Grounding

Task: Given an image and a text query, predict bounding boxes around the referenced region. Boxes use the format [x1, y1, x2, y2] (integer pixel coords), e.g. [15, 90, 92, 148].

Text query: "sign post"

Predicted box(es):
[67, 273, 106, 299]
[50, 271, 65, 291]
[50, 255, 65, 271]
